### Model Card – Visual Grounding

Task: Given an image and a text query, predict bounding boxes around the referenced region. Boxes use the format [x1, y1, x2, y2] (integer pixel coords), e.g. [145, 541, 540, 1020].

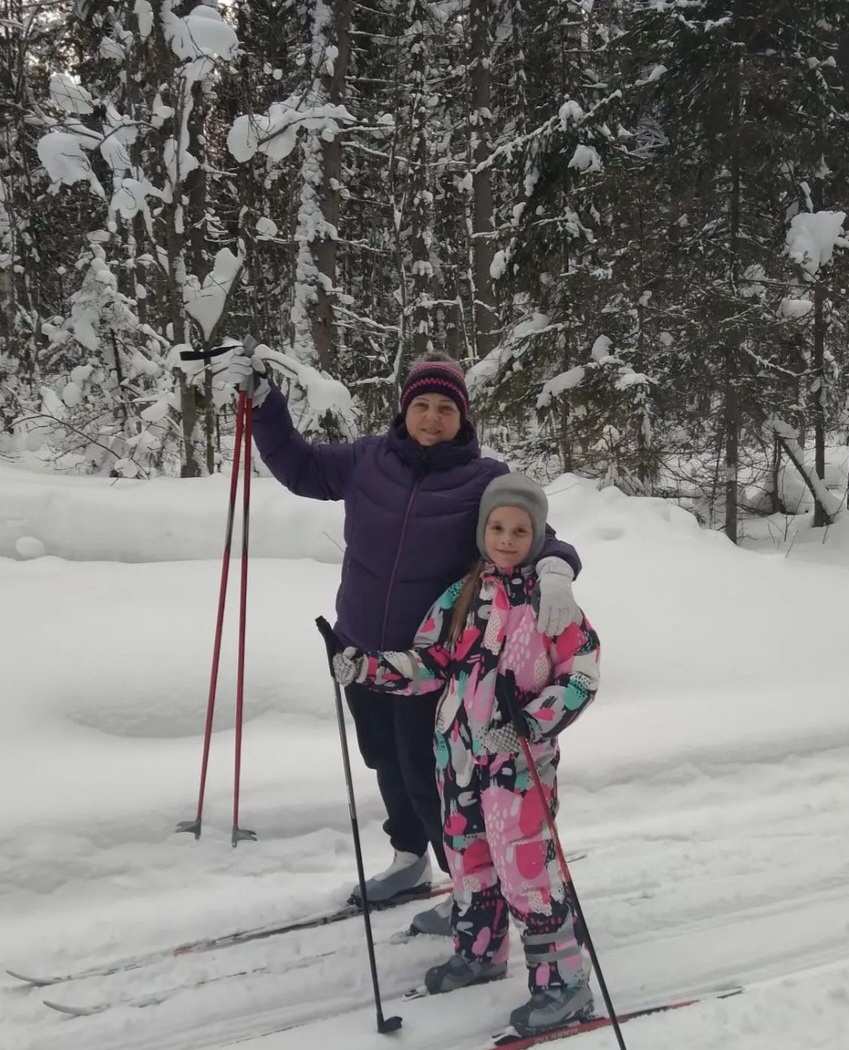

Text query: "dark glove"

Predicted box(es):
[494, 670, 533, 740]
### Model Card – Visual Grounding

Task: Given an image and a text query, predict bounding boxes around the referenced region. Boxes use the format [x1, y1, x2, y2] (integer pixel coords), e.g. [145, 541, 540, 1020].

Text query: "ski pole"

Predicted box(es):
[497, 671, 627, 1050]
[176, 343, 256, 846]
[315, 616, 403, 1036]
[231, 386, 257, 846]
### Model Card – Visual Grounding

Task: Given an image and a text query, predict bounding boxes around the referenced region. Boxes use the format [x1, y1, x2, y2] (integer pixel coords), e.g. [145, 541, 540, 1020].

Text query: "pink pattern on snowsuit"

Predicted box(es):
[362, 565, 600, 991]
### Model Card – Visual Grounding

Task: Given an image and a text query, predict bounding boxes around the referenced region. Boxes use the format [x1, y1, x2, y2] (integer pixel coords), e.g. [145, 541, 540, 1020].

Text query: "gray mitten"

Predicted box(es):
[480, 723, 524, 756]
[332, 647, 367, 687]
[534, 557, 581, 636]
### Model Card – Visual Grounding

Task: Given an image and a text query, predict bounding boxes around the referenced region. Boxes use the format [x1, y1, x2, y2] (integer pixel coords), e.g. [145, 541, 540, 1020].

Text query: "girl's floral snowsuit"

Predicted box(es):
[359, 563, 600, 993]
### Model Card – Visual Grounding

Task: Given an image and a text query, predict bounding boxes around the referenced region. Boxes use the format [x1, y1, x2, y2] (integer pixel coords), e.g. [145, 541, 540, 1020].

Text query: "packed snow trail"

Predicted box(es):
[8, 743, 849, 1050]
[2, 466, 849, 1050]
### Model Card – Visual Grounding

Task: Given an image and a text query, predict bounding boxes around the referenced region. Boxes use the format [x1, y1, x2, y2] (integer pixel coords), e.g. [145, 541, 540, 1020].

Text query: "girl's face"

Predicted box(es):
[405, 393, 462, 446]
[484, 506, 534, 568]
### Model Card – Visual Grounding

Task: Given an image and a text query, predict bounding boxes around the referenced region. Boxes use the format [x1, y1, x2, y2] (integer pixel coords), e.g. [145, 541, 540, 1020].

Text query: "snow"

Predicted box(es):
[255, 217, 278, 239]
[14, 535, 46, 559]
[259, 347, 356, 435]
[111, 176, 165, 221]
[37, 132, 105, 198]
[775, 444, 848, 515]
[786, 210, 846, 276]
[614, 371, 651, 391]
[513, 312, 550, 341]
[637, 64, 668, 85]
[164, 3, 238, 65]
[559, 100, 584, 126]
[100, 106, 140, 176]
[228, 97, 355, 165]
[778, 296, 814, 318]
[134, 0, 154, 40]
[590, 334, 614, 362]
[764, 418, 845, 519]
[0, 463, 344, 563]
[568, 144, 602, 173]
[490, 248, 508, 280]
[537, 366, 586, 409]
[49, 73, 95, 116]
[100, 35, 125, 61]
[61, 381, 83, 408]
[163, 134, 199, 185]
[1, 462, 849, 1050]
[183, 248, 243, 341]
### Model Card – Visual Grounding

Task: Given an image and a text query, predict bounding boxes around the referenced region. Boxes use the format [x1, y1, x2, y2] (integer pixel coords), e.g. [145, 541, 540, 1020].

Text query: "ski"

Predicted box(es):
[234, 978, 741, 1046]
[11, 852, 590, 991]
[484, 987, 743, 1048]
[21, 851, 590, 1016]
[7, 883, 449, 990]
[42, 966, 267, 1017]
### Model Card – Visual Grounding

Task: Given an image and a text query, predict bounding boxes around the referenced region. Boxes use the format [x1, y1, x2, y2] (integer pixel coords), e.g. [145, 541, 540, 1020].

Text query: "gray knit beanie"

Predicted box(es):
[476, 473, 548, 564]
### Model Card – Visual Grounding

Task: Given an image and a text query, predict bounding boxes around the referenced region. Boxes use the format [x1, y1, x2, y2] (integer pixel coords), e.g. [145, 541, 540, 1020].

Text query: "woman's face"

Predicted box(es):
[483, 506, 534, 568]
[405, 393, 462, 446]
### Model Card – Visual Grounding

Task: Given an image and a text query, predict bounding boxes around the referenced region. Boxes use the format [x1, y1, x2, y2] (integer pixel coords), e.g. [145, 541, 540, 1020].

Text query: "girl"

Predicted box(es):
[332, 473, 600, 1036]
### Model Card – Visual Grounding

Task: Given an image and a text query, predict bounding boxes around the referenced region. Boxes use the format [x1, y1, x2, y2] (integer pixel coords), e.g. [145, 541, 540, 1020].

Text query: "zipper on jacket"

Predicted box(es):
[379, 477, 422, 648]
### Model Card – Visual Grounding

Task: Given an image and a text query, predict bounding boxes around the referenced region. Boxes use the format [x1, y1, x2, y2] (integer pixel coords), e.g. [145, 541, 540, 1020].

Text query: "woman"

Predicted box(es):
[225, 347, 582, 935]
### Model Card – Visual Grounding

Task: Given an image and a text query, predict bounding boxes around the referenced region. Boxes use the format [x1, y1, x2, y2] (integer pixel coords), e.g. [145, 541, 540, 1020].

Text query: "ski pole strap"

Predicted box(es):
[315, 616, 344, 662]
[495, 670, 531, 740]
[180, 344, 238, 362]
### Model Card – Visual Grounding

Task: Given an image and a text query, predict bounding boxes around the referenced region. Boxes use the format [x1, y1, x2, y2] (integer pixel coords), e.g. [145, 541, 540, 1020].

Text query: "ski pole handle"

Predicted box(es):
[496, 670, 531, 739]
[315, 616, 344, 661]
[179, 343, 234, 362]
[180, 336, 260, 365]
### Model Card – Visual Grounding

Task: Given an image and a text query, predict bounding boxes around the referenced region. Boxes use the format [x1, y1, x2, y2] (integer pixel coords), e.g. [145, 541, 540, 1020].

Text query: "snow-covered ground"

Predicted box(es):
[1, 461, 848, 1050]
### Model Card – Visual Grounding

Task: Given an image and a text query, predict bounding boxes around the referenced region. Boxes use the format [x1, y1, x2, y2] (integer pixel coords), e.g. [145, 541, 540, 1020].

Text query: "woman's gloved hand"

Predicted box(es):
[223, 337, 271, 407]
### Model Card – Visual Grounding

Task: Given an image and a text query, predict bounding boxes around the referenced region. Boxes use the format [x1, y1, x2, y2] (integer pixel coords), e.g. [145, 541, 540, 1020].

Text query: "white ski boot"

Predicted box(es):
[349, 850, 432, 905]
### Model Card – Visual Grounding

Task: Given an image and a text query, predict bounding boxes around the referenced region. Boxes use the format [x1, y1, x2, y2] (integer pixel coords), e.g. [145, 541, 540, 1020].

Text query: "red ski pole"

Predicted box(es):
[496, 671, 627, 1050]
[176, 343, 257, 846]
[176, 375, 244, 840]
[231, 388, 256, 846]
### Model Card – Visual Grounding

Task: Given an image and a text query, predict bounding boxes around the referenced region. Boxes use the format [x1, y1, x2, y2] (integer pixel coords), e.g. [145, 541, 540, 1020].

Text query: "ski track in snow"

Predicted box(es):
[4, 744, 849, 1050]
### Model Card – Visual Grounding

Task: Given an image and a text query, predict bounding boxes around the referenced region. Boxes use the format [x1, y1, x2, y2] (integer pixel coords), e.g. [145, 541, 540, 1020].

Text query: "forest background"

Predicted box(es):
[2, 0, 849, 542]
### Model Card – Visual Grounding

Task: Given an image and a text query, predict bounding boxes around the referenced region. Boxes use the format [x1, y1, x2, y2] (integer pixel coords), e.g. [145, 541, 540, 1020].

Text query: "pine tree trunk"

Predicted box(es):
[724, 47, 743, 544]
[470, 0, 497, 357]
[311, 0, 353, 370]
[150, 0, 202, 478]
[409, 0, 433, 358]
[724, 358, 739, 543]
[771, 437, 781, 515]
[185, 79, 216, 473]
[510, 0, 528, 140]
[812, 277, 828, 527]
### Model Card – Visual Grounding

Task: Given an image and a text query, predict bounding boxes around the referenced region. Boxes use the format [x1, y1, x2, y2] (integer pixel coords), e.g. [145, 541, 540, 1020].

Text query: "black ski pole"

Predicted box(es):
[497, 671, 627, 1050]
[315, 616, 402, 1035]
